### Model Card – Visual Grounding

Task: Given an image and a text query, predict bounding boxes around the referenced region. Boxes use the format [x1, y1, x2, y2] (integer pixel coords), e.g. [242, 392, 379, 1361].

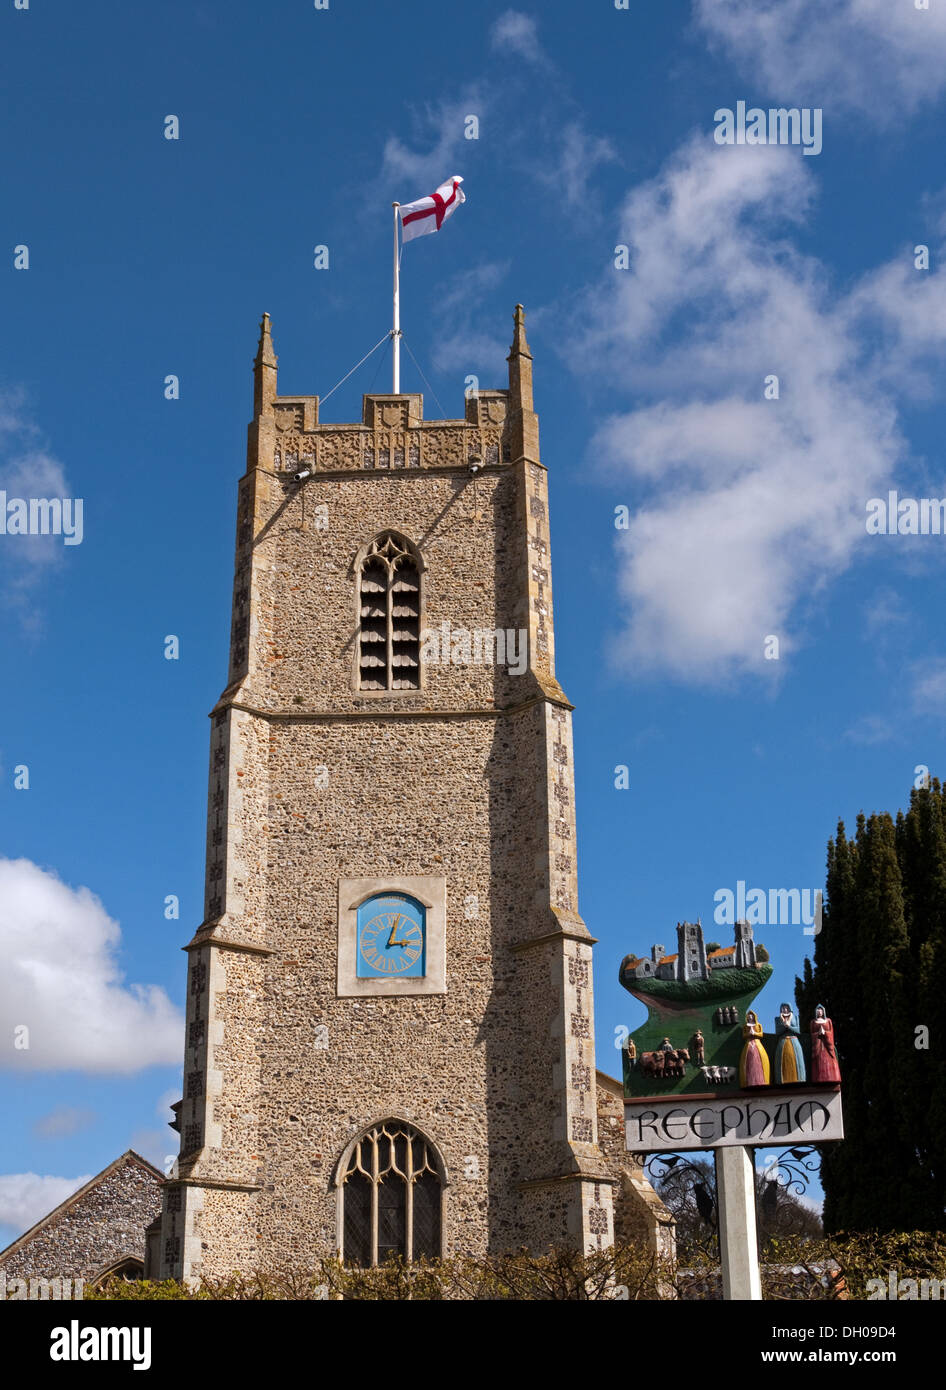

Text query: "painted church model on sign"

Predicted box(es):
[621, 920, 760, 984]
[146, 308, 670, 1281]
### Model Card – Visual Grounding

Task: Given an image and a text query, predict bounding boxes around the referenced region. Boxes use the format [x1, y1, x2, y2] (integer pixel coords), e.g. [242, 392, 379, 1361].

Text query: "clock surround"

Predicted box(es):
[337, 875, 447, 997]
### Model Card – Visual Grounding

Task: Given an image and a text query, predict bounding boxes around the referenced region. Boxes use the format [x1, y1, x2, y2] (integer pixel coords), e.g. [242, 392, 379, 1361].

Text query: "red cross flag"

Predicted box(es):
[398, 175, 465, 243]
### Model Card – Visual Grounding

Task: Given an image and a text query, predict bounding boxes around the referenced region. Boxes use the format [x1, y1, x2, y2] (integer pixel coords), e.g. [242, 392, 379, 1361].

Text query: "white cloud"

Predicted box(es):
[575, 136, 944, 683]
[0, 1172, 91, 1244]
[155, 1087, 180, 1121]
[378, 93, 485, 194]
[843, 254, 946, 400]
[430, 261, 512, 377]
[432, 330, 509, 379]
[911, 658, 946, 716]
[537, 122, 617, 210]
[843, 715, 894, 746]
[378, 14, 612, 233]
[0, 391, 75, 612]
[693, 0, 946, 119]
[127, 1088, 183, 1174]
[489, 11, 546, 67]
[438, 260, 510, 315]
[0, 386, 30, 438]
[129, 1129, 174, 1172]
[0, 858, 183, 1074]
[864, 587, 909, 635]
[32, 1106, 97, 1140]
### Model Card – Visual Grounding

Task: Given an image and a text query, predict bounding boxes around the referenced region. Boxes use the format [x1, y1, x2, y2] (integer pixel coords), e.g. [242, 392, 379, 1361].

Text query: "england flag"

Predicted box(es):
[398, 176, 465, 243]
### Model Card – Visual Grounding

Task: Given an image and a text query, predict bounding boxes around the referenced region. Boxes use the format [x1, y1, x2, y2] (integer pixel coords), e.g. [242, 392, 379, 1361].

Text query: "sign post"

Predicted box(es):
[715, 1146, 762, 1300]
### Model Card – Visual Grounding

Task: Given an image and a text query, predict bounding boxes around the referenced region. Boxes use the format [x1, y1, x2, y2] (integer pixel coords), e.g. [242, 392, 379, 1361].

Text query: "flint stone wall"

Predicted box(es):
[0, 1154, 162, 1282]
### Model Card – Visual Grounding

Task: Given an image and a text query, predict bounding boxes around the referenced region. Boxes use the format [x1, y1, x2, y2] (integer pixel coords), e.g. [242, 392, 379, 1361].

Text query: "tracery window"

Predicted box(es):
[340, 1121, 443, 1266]
[357, 532, 421, 691]
[91, 1256, 145, 1286]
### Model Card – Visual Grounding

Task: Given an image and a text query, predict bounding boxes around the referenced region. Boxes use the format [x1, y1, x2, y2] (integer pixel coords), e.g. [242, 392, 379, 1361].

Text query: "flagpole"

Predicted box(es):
[392, 202, 401, 393]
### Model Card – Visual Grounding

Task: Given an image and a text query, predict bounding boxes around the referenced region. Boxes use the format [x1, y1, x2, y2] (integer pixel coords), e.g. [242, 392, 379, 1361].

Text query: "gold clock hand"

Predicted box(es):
[391, 920, 419, 949]
[386, 914, 402, 948]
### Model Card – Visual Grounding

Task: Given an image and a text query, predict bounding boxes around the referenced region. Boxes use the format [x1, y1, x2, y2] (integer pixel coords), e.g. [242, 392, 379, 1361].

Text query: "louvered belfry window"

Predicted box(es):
[341, 1122, 443, 1266]
[358, 533, 421, 691]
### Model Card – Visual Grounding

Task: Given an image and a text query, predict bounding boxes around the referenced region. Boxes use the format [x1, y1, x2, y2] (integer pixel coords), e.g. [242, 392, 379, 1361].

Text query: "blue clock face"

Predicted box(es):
[356, 893, 426, 978]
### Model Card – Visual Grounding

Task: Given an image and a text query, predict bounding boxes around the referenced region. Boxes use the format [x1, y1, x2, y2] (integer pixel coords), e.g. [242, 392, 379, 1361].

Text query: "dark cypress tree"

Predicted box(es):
[796, 788, 946, 1233]
[856, 813, 933, 1226]
[911, 781, 946, 1220]
[796, 822, 861, 1230]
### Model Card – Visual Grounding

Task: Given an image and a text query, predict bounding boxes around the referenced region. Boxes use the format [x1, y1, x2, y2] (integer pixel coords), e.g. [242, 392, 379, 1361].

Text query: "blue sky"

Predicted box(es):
[2, 0, 945, 1244]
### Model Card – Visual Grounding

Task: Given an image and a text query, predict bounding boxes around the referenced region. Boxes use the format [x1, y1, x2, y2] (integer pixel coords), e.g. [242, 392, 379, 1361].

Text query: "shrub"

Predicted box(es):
[85, 1245, 672, 1302]
[83, 1231, 946, 1301]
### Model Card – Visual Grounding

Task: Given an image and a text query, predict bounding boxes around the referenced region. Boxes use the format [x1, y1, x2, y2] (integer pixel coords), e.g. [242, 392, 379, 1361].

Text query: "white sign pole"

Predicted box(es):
[715, 1145, 762, 1300]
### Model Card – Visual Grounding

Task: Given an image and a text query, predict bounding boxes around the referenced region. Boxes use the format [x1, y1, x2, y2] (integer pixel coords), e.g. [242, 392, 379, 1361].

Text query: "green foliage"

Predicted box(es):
[755, 944, 770, 962]
[84, 1247, 671, 1302]
[705, 941, 721, 953]
[453, 1244, 671, 1301]
[84, 1278, 213, 1301]
[797, 780, 946, 1233]
[632, 964, 772, 1002]
[83, 1231, 946, 1301]
[759, 1231, 946, 1301]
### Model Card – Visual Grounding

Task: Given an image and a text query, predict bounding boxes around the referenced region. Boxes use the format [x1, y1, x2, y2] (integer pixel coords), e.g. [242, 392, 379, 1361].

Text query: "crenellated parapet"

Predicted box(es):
[258, 396, 512, 477]
[247, 314, 517, 477]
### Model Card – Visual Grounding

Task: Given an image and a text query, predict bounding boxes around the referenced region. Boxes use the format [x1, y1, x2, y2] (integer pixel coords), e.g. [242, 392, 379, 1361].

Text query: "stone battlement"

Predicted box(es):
[261, 391, 512, 476]
[248, 308, 537, 476]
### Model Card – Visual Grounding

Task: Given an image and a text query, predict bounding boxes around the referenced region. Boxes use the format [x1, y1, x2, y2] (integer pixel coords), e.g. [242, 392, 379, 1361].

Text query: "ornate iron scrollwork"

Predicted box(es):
[758, 1145, 819, 1215]
[633, 1152, 717, 1227]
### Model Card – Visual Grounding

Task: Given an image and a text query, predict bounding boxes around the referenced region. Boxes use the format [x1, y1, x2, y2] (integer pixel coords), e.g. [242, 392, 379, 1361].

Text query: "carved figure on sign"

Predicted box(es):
[639, 1050, 666, 1080]
[640, 1046, 689, 1080]
[810, 1005, 841, 1084]
[773, 1003, 806, 1084]
[666, 1048, 689, 1079]
[738, 1010, 770, 1087]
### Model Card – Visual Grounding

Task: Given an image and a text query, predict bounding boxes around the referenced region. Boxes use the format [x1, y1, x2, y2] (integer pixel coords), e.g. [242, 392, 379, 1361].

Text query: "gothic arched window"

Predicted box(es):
[357, 532, 421, 691]
[338, 1120, 444, 1266]
[91, 1256, 145, 1287]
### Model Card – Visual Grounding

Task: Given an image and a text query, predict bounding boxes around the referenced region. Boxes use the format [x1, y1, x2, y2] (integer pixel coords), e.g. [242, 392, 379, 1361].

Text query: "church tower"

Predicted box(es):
[154, 307, 614, 1279]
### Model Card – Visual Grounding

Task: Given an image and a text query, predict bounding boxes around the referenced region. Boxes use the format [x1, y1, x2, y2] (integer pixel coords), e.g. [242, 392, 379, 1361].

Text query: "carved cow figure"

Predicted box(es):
[639, 1050, 666, 1079]
[641, 1047, 689, 1080]
[663, 1047, 690, 1079]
